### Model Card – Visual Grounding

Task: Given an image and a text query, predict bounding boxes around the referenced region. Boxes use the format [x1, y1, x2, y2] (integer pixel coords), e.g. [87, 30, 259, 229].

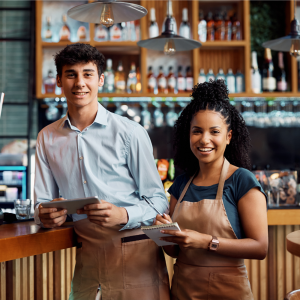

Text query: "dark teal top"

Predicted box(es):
[168, 168, 267, 239]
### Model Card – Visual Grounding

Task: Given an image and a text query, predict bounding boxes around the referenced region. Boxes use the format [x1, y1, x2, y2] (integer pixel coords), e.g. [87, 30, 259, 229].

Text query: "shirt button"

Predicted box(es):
[79, 156, 83, 160]
[83, 180, 87, 184]
[79, 133, 82, 137]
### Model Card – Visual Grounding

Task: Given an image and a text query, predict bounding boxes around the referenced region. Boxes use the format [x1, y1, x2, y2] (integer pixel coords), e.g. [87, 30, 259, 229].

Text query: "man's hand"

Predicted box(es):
[154, 213, 172, 225]
[39, 198, 68, 228]
[77, 199, 128, 227]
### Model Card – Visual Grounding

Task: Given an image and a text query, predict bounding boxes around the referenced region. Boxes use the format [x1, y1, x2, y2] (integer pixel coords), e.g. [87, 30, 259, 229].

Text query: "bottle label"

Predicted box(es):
[45, 29, 52, 39]
[198, 76, 206, 84]
[186, 78, 194, 90]
[168, 77, 176, 88]
[116, 81, 125, 90]
[236, 76, 244, 93]
[251, 71, 261, 93]
[227, 77, 235, 93]
[148, 77, 156, 88]
[198, 21, 207, 42]
[263, 77, 276, 91]
[179, 26, 190, 39]
[96, 26, 108, 40]
[106, 73, 114, 85]
[177, 77, 186, 90]
[277, 80, 287, 91]
[158, 77, 166, 88]
[110, 26, 122, 41]
[149, 25, 159, 38]
[60, 27, 70, 41]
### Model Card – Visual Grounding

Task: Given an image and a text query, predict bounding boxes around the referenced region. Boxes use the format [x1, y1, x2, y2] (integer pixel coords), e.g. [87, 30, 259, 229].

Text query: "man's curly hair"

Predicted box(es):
[173, 80, 251, 176]
[54, 43, 105, 78]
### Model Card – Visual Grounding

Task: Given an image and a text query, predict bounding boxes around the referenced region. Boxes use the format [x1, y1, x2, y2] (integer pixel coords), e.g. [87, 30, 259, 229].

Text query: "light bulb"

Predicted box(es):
[100, 4, 114, 28]
[290, 39, 300, 57]
[164, 39, 176, 55]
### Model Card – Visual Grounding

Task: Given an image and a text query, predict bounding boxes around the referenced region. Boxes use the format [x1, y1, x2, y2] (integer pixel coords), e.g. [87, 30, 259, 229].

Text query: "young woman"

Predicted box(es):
[156, 80, 268, 300]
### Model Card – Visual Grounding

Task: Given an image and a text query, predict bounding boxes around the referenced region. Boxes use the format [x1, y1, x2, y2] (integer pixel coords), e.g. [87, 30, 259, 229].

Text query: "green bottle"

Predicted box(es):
[168, 159, 175, 180]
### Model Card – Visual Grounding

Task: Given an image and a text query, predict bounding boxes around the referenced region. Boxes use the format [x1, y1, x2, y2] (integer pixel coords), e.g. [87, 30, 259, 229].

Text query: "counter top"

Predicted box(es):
[286, 230, 300, 257]
[0, 221, 76, 262]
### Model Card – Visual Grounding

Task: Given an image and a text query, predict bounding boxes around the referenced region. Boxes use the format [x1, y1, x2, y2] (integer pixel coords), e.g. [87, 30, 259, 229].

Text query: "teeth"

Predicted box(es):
[74, 92, 87, 95]
[199, 148, 213, 152]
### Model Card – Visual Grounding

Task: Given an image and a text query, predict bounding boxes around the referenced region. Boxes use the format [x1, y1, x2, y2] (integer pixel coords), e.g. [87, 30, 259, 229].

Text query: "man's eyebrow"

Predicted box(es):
[64, 69, 96, 73]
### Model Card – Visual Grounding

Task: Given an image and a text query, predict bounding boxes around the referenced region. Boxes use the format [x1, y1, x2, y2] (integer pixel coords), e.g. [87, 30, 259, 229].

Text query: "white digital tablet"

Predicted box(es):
[41, 196, 101, 214]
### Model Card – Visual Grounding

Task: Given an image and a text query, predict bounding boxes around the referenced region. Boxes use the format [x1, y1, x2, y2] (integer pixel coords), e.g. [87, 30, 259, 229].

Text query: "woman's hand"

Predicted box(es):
[160, 229, 211, 250]
[153, 213, 172, 225]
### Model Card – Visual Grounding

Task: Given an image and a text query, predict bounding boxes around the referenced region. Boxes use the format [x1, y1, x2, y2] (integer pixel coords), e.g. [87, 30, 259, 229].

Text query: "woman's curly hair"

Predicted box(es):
[173, 80, 251, 176]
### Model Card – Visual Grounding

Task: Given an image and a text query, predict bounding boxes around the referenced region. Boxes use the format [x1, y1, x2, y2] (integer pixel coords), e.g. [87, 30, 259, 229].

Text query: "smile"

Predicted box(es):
[197, 148, 214, 153]
[72, 92, 89, 95]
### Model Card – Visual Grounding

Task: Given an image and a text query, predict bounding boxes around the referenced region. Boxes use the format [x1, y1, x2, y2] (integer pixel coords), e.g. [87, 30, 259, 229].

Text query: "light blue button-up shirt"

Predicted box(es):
[34, 102, 168, 229]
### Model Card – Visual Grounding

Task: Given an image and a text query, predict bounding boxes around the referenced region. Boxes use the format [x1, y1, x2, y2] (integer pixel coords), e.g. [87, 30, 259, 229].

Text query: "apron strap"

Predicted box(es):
[216, 158, 230, 200]
[177, 174, 196, 204]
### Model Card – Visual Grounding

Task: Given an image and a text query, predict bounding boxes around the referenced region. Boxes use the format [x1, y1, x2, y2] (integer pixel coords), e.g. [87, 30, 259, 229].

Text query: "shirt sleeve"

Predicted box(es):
[34, 131, 59, 225]
[123, 124, 169, 230]
[234, 169, 267, 203]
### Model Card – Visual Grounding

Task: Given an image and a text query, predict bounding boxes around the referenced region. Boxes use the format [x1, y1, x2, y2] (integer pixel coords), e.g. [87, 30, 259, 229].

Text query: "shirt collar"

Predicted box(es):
[60, 102, 108, 129]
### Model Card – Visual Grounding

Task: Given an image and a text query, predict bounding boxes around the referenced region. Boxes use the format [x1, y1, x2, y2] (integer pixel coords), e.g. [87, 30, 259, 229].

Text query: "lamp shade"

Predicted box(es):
[137, 33, 202, 52]
[67, 0, 147, 24]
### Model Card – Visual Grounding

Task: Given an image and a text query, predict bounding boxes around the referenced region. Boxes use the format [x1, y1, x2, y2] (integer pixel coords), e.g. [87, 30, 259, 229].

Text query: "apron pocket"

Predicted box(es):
[122, 238, 158, 289]
[71, 246, 83, 293]
[208, 273, 253, 300]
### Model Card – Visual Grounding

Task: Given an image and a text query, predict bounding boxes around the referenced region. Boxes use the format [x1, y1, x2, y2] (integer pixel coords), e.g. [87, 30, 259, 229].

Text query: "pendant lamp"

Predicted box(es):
[137, 0, 201, 55]
[262, 0, 300, 57]
[67, 0, 147, 28]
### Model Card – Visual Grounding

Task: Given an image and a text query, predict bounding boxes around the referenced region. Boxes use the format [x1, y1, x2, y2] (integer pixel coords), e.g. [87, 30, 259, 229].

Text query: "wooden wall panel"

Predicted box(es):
[0, 262, 5, 300]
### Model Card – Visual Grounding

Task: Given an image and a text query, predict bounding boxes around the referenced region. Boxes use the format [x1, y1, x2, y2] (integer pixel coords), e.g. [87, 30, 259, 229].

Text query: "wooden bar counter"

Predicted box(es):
[1, 210, 300, 300]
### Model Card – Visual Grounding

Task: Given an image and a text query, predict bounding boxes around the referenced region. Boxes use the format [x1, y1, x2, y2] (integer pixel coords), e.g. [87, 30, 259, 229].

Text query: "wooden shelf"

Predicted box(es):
[200, 41, 247, 48]
[41, 41, 91, 47]
[268, 209, 300, 226]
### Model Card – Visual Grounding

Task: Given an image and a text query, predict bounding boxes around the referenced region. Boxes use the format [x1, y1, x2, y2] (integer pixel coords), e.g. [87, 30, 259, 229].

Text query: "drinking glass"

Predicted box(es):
[14, 199, 31, 220]
[241, 100, 255, 126]
[153, 101, 164, 127]
[165, 101, 178, 127]
[254, 99, 268, 128]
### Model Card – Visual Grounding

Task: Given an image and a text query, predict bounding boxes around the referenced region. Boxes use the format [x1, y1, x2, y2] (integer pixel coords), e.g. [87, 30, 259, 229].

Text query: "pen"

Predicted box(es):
[142, 195, 163, 216]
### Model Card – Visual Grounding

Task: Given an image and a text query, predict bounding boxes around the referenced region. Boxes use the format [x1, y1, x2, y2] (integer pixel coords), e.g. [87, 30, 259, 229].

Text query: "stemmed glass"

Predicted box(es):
[165, 101, 178, 127]
[141, 102, 151, 130]
[153, 101, 164, 127]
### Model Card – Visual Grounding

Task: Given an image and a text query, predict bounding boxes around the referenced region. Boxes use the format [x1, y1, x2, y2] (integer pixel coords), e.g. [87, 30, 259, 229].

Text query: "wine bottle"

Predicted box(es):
[104, 59, 115, 93]
[114, 61, 126, 93]
[44, 16, 52, 41]
[59, 15, 71, 41]
[157, 66, 167, 94]
[206, 12, 214, 41]
[215, 13, 225, 41]
[179, 8, 190, 39]
[147, 66, 156, 93]
[186, 66, 193, 92]
[162, 1, 177, 34]
[232, 13, 241, 40]
[262, 48, 276, 92]
[177, 66, 186, 93]
[127, 62, 137, 93]
[277, 52, 287, 92]
[167, 66, 176, 93]
[224, 12, 232, 41]
[149, 8, 159, 38]
[251, 51, 262, 94]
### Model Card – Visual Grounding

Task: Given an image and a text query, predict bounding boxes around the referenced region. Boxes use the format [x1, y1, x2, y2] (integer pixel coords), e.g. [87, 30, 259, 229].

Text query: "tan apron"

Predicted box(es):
[171, 159, 254, 300]
[69, 219, 170, 300]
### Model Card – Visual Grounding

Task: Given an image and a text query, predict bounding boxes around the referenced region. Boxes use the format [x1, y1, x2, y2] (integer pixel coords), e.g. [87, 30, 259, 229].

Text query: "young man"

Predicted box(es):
[34, 44, 170, 300]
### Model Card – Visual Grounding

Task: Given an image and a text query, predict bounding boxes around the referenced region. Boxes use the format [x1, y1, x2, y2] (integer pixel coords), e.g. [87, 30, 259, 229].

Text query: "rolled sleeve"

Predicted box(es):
[122, 125, 169, 230]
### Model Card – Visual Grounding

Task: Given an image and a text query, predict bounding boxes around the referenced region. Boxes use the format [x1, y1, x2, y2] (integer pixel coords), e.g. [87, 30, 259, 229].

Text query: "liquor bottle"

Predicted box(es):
[277, 52, 287, 92]
[226, 69, 236, 94]
[95, 24, 109, 41]
[104, 59, 114, 93]
[136, 67, 142, 93]
[114, 61, 126, 93]
[198, 10, 207, 43]
[262, 48, 276, 92]
[149, 8, 159, 38]
[157, 66, 167, 94]
[121, 22, 128, 41]
[232, 13, 241, 40]
[177, 66, 186, 93]
[44, 70, 56, 94]
[215, 13, 225, 41]
[216, 68, 226, 81]
[206, 69, 215, 82]
[167, 66, 176, 93]
[198, 68, 206, 84]
[77, 26, 87, 41]
[179, 8, 190, 39]
[224, 12, 232, 41]
[59, 15, 71, 41]
[235, 70, 244, 93]
[110, 23, 122, 41]
[162, 1, 177, 34]
[44, 16, 52, 41]
[130, 21, 137, 41]
[206, 12, 215, 41]
[251, 51, 262, 94]
[127, 62, 137, 93]
[186, 66, 193, 92]
[147, 66, 156, 93]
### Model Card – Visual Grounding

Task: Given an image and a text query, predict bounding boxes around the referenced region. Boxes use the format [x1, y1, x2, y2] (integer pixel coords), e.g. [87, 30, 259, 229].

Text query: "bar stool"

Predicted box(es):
[284, 290, 300, 300]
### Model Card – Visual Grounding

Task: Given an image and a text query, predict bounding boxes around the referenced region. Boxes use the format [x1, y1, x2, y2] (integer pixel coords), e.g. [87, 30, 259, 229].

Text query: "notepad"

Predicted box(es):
[141, 222, 181, 246]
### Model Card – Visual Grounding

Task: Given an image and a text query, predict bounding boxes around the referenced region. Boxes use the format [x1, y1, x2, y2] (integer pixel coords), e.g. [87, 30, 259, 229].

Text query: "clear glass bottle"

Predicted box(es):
[206, 69, 215, 82]
[153, 102, 164, 127]
[262, 48, 276, 92]
[110, 23, 122, 41]
[114, 61, 126, 93]
[186, 66, 193, 92]
[127, 62, 137, 93]
[235, 70, 244, 93]
[44, 70, 56, 94]
[216, 68, 226, 81]
[224, 12, 232, 41]
[177, 66, 186, 93]
[198, 68, 206, 84]
[198, 10, 207, 43]
[162, 1, 177, 33]
[179, 8, 190, 39]
[149, 8, 159, 38]
[104, 59, 114, 93]
[147, 66, 156, 94]
[251, 51, 262, 94]
[77, 26, 87, 41]
[157, 66, 167, 94]
[226, 69, 236, 94]
[232, 13, 241, 40]
[167, 66, 176, 93]
[44, 16, 52, 41]
[59, 15, 71, 41]
[277, 52, 287, 92]
[95, 24, 109, 41]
